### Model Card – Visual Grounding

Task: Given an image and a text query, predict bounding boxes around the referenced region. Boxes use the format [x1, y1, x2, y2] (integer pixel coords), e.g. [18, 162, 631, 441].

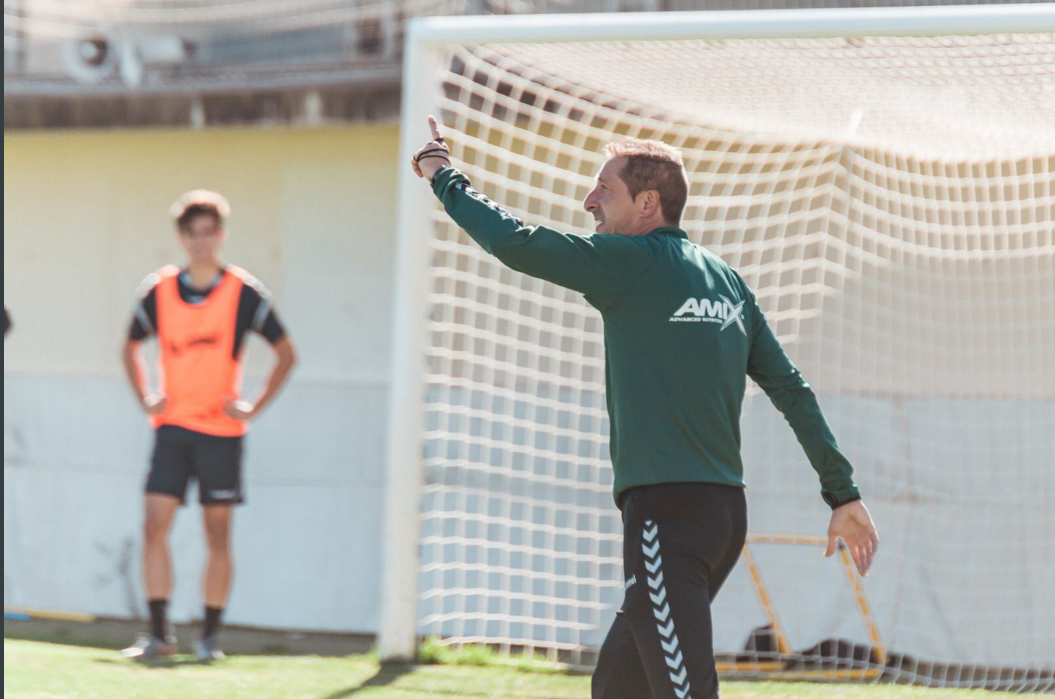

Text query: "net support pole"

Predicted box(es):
[378, 24, 441, 663]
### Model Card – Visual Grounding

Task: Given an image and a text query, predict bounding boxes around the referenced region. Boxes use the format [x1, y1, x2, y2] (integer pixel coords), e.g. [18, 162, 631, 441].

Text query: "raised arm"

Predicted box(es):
[742, 279, 879, 575]
[412, 116, 654, 310]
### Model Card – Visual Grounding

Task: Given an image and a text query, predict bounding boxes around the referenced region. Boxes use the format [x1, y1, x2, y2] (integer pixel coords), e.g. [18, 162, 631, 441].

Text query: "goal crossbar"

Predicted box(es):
[407, 4, 1055, 45]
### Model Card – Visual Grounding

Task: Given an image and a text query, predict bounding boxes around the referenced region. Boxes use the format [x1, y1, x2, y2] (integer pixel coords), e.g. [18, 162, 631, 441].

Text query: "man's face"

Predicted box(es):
[177, 214, 224, 263]
[583, 157, 639, 235]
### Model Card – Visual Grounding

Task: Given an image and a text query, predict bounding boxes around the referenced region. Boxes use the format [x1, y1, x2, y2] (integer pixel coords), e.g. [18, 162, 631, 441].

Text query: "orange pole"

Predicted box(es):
[735, 534, 886, 670]
[837, 544, 888, 665]
[740, 543, 792, 655]
[747, 534, 826, 546]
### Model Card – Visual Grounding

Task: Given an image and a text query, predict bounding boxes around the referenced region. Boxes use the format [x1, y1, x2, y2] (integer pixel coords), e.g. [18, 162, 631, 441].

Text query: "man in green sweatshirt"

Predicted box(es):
[412, 116, 879, 699]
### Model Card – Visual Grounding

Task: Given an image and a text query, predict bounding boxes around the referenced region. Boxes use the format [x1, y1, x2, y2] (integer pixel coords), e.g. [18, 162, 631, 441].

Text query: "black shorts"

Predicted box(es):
[593, 482, 747, 699]
[146, 425, 244, 506]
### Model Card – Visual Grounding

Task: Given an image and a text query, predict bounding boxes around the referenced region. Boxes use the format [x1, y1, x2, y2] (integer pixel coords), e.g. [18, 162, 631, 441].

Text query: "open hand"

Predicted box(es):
[223, 399, 256, 421]
[825, 499, 879, 577]
[142, 393, 168, 416]
[411, 115, 451, 180]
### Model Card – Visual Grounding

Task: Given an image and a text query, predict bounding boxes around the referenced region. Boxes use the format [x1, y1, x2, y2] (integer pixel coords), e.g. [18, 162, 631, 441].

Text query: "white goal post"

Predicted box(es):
[381, 5, 1055, 692]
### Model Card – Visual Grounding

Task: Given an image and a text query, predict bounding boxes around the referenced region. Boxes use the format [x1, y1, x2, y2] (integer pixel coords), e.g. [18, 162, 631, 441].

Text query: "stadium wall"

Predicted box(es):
[3, 125, 401, 633]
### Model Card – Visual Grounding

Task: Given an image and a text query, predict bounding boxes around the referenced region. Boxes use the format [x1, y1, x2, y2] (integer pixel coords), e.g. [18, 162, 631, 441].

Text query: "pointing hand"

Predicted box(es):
[411, 115, 452, 180]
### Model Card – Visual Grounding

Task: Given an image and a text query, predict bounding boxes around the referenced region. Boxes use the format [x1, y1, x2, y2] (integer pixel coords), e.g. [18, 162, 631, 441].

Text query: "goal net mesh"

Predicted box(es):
[413, 30, 1054, 691]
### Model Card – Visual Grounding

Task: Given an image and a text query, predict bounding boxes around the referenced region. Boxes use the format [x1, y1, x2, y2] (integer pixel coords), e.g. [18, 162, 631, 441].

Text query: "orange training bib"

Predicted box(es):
[152, 265, 247, 437]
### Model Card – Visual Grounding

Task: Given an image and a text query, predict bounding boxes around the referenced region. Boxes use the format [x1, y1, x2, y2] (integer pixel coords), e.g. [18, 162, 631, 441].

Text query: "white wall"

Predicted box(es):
[4, 125, 400, 632]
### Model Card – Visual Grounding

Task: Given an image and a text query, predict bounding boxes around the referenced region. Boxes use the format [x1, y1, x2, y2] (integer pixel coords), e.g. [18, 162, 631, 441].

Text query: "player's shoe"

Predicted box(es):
[195, 635, 226, 661]
[121, 633, 177, 659]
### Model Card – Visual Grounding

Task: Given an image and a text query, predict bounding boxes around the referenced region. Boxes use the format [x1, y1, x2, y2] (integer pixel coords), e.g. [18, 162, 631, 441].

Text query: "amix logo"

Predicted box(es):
[670, 295, 746, 335]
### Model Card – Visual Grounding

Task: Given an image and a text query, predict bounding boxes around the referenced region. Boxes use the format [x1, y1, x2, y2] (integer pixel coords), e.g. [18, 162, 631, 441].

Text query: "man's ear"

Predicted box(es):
[637, 189, 661, 218]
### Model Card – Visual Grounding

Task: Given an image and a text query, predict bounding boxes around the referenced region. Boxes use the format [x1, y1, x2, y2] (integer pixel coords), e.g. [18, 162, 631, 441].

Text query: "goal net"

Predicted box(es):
[382, 7, 1055, 692]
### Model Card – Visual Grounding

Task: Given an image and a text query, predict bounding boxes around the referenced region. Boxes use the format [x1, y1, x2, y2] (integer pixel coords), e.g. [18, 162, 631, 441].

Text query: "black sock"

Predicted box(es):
[148, 599, 168, 640]
[202, 606, 224, 640]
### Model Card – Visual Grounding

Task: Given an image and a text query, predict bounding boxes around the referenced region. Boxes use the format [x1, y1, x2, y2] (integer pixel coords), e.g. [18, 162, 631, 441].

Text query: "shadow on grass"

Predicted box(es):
[318, 662, 415, 698]
[92, 656, 214, 669]
[5, 627, 126, 652]
[5, 618, 373, 657]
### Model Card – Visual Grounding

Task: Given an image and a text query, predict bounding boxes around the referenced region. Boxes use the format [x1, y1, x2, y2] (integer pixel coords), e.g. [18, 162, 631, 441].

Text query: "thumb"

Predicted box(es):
[824, 532, 838, 558]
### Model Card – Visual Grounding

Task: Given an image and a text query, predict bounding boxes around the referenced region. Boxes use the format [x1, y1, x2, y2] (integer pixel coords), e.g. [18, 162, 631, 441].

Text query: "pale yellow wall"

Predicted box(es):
[3, 125, 402, 632]
[4, 125, 400, 382]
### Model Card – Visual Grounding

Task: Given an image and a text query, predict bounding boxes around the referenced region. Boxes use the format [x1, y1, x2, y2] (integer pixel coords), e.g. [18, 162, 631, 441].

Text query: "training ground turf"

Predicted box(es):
[4, 639, 1024, 699]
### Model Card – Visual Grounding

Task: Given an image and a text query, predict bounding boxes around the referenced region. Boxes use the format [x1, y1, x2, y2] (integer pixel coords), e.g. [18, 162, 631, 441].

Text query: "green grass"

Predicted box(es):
[4, 638, 1022, 699]
[416, 637, 564, 673]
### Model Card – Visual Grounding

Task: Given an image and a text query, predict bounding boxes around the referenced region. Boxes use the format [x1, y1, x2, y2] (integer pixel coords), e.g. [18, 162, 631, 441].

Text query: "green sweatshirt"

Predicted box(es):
[431, 167, 860, 509]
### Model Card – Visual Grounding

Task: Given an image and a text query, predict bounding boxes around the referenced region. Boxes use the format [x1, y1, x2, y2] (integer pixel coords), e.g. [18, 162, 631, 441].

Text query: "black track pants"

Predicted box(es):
[593, 482, 748, 699]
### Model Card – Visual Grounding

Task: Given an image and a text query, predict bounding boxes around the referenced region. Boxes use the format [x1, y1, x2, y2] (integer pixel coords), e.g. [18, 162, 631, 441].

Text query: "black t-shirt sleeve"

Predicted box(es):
[236, 276, 286, 349]
[258, 309, 286, 344]
[128, 283, 159, 341]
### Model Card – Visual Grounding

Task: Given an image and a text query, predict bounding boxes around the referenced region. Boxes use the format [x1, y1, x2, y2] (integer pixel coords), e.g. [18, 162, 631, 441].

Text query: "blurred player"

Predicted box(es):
[412, 117, 879, 699]
[120, 191, 297, 660]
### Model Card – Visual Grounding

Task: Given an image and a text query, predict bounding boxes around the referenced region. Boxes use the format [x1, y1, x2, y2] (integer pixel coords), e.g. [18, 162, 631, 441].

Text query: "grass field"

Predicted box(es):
[4, 639, 1024, 699]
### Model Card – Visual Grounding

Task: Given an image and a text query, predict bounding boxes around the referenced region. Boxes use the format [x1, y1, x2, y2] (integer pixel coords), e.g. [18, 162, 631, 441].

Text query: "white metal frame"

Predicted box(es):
[378, 2, 1055, 662]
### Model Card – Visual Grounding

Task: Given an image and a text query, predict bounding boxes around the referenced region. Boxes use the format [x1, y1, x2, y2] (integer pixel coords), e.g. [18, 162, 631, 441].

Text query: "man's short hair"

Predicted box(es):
[602, 139, 689, 226]
[169, 190, 231, 231]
